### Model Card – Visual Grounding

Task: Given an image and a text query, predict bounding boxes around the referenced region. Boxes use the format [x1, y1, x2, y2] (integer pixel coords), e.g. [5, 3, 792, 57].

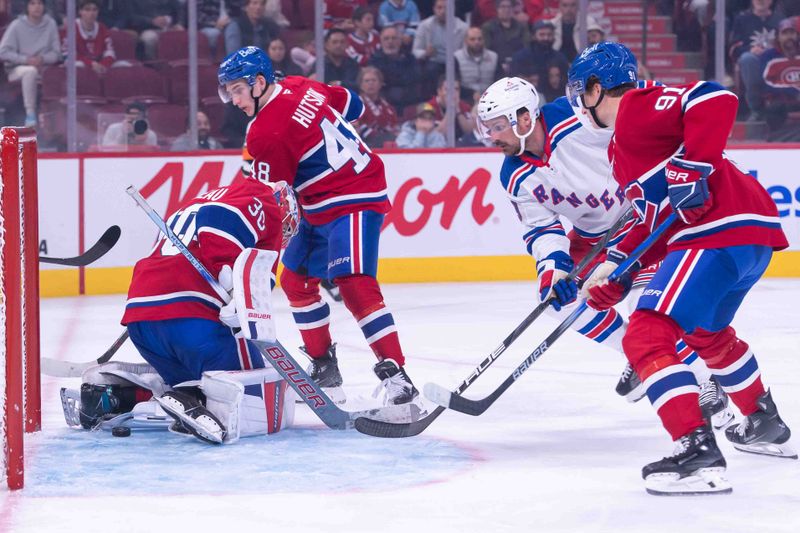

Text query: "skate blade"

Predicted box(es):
[295, 386, 346, 405]
[155, 396, 225, 445]
[711, 407, 735, 430]
[731, 441, 798, 459]
[645, 467, 733, 496]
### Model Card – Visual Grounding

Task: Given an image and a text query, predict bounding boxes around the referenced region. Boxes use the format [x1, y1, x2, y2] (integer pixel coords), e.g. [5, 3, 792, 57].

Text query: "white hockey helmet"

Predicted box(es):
[477, 77, 540, 155]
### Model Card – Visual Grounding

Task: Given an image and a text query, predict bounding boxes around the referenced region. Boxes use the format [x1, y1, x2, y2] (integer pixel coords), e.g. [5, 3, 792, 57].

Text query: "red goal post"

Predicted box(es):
[1, 127, 41, 491]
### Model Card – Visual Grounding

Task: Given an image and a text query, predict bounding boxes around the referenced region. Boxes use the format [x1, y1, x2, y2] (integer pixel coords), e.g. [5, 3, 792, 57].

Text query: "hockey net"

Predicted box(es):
[0, 127, 41, 491]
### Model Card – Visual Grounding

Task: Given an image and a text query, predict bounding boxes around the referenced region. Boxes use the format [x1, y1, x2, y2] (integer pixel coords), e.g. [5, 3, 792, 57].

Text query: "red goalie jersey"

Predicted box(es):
[245, 76, 390, 225]
[609, 81, 788, 266]
[122, 179, 282, 325]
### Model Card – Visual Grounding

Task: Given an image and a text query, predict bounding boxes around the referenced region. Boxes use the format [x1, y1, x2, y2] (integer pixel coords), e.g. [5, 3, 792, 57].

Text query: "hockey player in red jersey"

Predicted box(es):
[111, 177, 300, 443]
[568, 42, 796, 495]
[218, 46, 419, 405]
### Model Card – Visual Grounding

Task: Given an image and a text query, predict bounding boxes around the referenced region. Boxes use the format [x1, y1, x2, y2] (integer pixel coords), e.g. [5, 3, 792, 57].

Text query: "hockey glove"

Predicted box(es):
[665, 157, 713, 224]
[219, 300, 241, 332]
[582, 250, 637, 310]
[537, 251, 578, 312]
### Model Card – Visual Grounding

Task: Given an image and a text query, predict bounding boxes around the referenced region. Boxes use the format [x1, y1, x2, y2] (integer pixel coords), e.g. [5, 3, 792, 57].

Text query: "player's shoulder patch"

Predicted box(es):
[680, 80, 737, 112]
[541, 97, 581, 151]
[500, 155, 537, 197]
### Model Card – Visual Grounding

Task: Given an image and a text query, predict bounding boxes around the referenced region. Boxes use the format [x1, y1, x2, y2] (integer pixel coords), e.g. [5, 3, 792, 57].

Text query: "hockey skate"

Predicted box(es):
[373, 359, 419, 405]
[725, 389, 797, 459]
[155, 390, 227, 445]
[301, 344, 345, 404]
[699, 376, 734, 430]
[615, 362, 645, 403]
[642, 424, 732, 496]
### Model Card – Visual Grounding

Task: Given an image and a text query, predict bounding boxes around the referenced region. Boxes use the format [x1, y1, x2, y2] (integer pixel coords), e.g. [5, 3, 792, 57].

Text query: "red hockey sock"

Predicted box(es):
[335, 274, 405, 367]
[280, 267, 331, 358]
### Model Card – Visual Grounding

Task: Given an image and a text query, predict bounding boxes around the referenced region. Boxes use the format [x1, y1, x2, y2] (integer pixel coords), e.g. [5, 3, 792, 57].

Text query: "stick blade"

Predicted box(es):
[423, 382, 453, 408]
[42, 357, 93, 378]
[354, 406, 444, 438]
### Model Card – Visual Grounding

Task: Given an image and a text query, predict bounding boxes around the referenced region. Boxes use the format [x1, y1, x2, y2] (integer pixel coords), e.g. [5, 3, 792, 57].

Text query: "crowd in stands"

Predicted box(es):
[1, 0, 799, 149]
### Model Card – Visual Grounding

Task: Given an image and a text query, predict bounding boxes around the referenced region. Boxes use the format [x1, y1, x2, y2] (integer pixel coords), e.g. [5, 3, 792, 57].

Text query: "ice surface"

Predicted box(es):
[2, 280, 799, 532]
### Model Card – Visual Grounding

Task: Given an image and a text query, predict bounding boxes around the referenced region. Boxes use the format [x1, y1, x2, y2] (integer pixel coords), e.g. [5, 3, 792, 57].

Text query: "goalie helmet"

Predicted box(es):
[476, 77, 540, 155]
[217, 46, 274, 104]
[270, 181, 299, 248]
[566, 41, 637, 108]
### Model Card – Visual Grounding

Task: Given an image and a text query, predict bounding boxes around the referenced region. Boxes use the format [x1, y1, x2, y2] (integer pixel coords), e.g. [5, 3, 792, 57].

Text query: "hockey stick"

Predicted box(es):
[423, 213, 678, 417]
[39, 225, 121, 266]
[355, 208, 634, 438]
[125, 186, 421, 431]
[42, 329, 130, 378]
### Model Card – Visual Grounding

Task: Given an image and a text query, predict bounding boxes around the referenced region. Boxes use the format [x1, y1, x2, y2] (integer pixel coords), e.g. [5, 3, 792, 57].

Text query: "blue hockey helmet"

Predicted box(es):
[566, 41, 637, 107]
[218, 46, 275, 103]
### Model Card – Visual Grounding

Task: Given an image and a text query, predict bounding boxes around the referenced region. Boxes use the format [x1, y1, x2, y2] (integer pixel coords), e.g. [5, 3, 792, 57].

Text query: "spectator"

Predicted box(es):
[101, 101, 159, 148]
[368, 25, 421, 109]
[473, 0, 544, 27]
[730, 0, 783, 61]
[379, 0, 421, 44]
[587, 21, 605, 45]
[427, 75, 473, 138]
[455, 27, 502, 95]
[224, 0, 281, 56]
[510, 20, 568, 92]
[540, 62, 566, 103]
[268, 37, 302, 76]
[550, 0, 599, 62]
[733, 0, 785, 118]
[356, 66, 400, 148]
[347, 6, 380, 66]
[413, 0, 468, 97]
[326, 0, 366, 30]
[60, 0, 121, 76]
[0, 0, 60, 126]
[315, 28, 360, 89]
[290, 38, 317, 75]
[127, 0, 184, 61]
[98, 0, 130, 29]
[36, 110, 66, 151]
[196, 0, 237, 57]
[482, 0, 531, 75]
[265, 0, 290, 27]
[170, 110, 224, 151]
[9, 0, 66, 25]
[755, 16, 800, 132]
[396, 102, 446, 148]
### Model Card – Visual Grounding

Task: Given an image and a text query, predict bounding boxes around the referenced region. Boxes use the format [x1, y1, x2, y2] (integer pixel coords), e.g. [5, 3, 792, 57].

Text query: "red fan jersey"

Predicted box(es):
[609, 81, 788, 267]
[346, 30, 380, 66]
[122, 178, 282, 325]
[246, 76, 390, 225]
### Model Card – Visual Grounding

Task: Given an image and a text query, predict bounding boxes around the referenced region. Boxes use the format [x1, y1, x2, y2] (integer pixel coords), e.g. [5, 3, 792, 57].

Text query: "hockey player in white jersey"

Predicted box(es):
[477, 75, 731, 427]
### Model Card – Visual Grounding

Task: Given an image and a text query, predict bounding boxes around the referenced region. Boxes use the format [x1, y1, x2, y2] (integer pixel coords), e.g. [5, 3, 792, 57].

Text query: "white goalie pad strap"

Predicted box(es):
[82, 361, 170, 397]
[201, 368, 295, 443]
[232, 248, 279, 341]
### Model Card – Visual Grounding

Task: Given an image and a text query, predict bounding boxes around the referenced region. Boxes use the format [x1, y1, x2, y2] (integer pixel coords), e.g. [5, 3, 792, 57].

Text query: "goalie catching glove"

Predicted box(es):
[537, 251, 578, 311]
[218, 248, 279, 341]
[665, 156, 713, 224]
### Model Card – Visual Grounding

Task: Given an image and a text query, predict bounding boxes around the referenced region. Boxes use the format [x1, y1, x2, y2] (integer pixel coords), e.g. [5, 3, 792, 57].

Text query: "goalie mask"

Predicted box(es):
[270, 180, 299, 248]
[477, 77, 540, 156]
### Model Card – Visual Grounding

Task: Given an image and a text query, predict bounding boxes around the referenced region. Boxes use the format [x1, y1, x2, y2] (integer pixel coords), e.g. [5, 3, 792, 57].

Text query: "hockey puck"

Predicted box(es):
[112, 426, 131, 438]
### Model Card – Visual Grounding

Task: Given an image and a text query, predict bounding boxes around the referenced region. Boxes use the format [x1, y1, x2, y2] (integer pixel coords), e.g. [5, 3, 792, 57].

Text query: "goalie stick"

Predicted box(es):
[39, 225, 121, 266]
[125, 186, 421, 431]
[355, 208, 634, 438]
[424, 213, 678, 417]
[42, 329, 130, 378]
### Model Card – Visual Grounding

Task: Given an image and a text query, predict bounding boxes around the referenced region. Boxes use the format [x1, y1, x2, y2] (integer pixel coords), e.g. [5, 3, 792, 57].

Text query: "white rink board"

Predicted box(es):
[36, 147, 800, 270]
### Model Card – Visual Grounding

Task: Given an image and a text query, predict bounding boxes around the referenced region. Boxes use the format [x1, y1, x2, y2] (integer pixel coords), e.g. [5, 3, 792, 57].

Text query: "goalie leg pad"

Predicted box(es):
[201, 367, 295, 443]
